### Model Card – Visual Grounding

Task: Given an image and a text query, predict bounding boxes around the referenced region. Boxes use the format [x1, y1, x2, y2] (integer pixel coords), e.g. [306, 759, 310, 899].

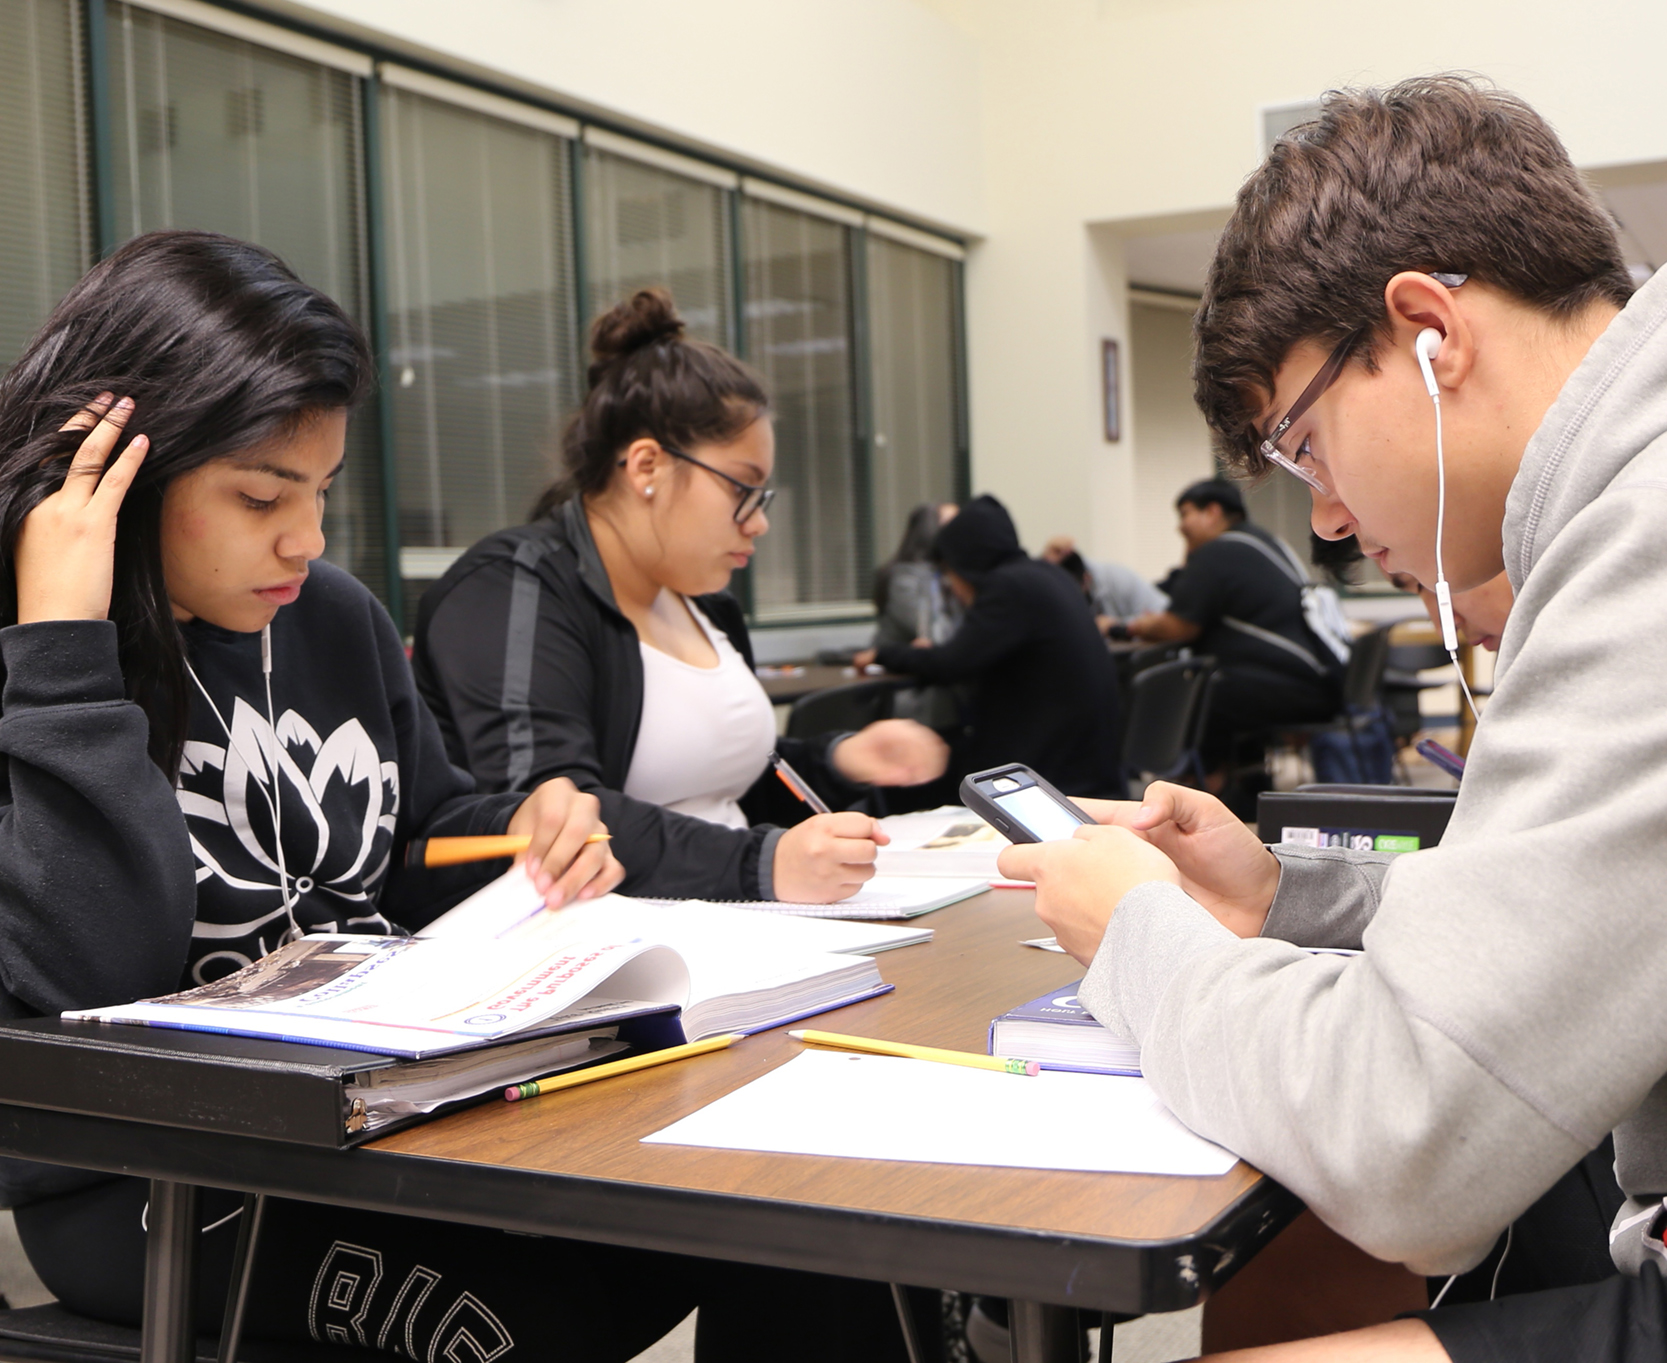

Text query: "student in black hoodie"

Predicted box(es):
[0, 233, 912, 1362]
[860, 495, 1123, 797]
[414, 288, 947, 904]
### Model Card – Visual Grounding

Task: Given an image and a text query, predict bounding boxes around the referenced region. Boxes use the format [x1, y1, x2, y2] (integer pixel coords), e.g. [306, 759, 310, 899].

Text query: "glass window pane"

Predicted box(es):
[106, 2, 384, 598]
[0, 0, 91, 372]
[742, 198, 861, 621]
[381, 84, 578, 610]
[584, 148, 731, 347]
[866, 234, 959, 574]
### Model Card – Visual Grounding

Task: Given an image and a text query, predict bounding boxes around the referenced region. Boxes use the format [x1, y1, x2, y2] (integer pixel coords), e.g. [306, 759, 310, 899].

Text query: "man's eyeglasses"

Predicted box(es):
[662, 444, 775, 523]
[1258, 272, 1469, 497]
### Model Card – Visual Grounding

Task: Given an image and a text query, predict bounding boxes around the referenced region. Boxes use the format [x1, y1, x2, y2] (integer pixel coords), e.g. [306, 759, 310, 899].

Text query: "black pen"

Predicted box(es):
[771, 753, 831, 814]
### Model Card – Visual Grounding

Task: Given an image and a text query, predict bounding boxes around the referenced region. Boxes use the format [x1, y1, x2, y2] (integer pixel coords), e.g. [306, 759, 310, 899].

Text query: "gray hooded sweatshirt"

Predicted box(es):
[1079, 265, 1667, 1278]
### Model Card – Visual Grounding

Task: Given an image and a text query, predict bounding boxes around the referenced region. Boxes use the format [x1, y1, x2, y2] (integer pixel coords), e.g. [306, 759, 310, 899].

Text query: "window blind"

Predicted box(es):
[584, 147, 733, 347]
[380, 81, 578, 599]
[105, 1, 385, 597]
[0, 0, 91, 372]
[866, 232, 959, 573]
[741, 197, 862, 620]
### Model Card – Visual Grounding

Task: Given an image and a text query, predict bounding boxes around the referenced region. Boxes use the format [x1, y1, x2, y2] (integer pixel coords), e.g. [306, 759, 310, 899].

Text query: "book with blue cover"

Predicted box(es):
[988, 980, 1141, 1076]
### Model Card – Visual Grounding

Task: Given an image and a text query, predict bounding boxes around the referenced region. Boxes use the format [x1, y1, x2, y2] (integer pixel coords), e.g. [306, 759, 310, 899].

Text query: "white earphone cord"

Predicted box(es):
[1429, 372, 1481, 726]
[183, 625, 298, 941]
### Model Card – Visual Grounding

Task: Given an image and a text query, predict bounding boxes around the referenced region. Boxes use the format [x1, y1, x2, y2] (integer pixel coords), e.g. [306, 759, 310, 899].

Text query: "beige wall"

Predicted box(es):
[1128, 302, 1214, 580]
[286, 0, 987, 234]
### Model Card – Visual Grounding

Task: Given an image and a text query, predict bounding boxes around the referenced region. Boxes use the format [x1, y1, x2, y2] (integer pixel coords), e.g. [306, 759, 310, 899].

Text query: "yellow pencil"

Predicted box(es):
[409, 832, 612, 868]
[504, 1033, 745, 1102]
[789, 1028, 1039, 1076]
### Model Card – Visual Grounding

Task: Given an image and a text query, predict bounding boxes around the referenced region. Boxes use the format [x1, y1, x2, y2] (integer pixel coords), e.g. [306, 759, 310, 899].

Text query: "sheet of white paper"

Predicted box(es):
[643, 1049, 1236, 1177]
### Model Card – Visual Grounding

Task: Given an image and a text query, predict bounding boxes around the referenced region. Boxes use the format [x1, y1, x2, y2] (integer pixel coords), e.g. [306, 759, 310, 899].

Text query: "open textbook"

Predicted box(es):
[69, 867, 927, 1061]
[420, 868, 924, 1037]
[874, 806, 1020, 883]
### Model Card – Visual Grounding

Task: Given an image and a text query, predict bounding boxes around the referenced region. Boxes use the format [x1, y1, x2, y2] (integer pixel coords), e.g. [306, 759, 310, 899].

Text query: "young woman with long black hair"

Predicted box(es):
[0, 232, 911, 1361]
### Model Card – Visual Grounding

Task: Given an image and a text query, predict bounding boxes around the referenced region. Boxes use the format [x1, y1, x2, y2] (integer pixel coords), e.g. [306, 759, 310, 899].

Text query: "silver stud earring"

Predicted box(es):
[645, 485, 655, 499]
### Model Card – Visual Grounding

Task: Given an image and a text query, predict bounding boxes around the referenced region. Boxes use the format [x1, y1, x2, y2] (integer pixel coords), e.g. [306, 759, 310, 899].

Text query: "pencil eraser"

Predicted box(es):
[504, 1086, 522, 1102]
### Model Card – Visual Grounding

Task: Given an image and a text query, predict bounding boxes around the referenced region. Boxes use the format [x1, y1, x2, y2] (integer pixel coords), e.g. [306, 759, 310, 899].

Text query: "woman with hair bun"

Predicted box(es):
[415, 287, 948, 904]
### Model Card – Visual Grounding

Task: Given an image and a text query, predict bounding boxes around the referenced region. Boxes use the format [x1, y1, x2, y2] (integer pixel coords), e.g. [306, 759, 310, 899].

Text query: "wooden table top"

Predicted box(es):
[372, 890, 1274, 1254]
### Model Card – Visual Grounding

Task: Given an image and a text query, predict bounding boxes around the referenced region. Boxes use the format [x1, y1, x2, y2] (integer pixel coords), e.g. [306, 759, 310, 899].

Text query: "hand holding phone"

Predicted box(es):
[960, 764, 1093, 843]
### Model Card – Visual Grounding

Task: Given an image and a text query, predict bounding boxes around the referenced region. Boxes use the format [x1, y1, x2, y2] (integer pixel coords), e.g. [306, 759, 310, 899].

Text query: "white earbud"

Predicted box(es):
[1415, 327, 1442, 397]
[1415, 327, 1476, 720]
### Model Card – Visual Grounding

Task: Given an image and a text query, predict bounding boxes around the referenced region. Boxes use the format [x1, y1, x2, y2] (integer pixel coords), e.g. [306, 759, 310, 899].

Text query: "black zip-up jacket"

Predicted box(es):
[413, 499, 845, 901]
[0, 561, 521, 1206]
[876, 496, 1123, 797]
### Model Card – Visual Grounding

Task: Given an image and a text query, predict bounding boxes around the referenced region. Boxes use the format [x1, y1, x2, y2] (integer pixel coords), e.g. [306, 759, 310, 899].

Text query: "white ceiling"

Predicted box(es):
[1122, 179, 1667, 298]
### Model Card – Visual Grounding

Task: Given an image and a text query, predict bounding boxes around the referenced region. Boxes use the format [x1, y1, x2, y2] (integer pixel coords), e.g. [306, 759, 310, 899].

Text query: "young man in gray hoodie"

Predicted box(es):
[1001, 77, 1667, 1360]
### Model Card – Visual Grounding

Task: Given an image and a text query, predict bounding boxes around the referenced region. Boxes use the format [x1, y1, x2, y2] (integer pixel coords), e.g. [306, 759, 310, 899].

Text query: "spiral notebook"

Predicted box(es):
[660, 876, 990, 921]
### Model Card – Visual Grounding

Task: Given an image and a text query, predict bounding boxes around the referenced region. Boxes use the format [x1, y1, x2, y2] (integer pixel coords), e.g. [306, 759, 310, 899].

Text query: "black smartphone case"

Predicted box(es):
[958, 764, 1093, 844]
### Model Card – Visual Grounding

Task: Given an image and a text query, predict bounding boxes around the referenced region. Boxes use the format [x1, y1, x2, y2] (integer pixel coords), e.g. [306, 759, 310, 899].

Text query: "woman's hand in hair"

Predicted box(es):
[830, 719, 949, 787]
[15, 395, 149, 624]
[772, 812, 888, 903]
[507, 777, 624, 909]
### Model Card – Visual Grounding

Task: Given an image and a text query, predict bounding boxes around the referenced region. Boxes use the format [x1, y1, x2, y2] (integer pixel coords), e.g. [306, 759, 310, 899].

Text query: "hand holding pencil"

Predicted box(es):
[500, 777, 624, 910]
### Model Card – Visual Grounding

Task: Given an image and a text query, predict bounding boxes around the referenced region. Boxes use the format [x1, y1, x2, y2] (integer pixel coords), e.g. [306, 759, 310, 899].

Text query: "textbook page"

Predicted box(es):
[421, 876, 902, 1040]
[874, 807, 1020, 883]
[420, 870, 932, 953]
[643, 1049, 1236, 1177]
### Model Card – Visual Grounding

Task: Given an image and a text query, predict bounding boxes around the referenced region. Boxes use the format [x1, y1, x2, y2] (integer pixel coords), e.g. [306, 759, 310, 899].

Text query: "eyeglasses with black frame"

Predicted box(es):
[1257, 272, 1469, 497]
[661, 444, 776, 523]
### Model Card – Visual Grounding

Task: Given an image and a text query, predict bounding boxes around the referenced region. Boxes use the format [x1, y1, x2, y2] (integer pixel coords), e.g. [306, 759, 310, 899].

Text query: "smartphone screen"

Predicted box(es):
[992, 785, 1088, 842]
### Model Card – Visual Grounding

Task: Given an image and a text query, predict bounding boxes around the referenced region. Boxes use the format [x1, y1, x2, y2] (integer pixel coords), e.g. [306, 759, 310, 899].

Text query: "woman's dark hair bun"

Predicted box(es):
[534, 287, 769, 519]
[588, 288, 686, 384]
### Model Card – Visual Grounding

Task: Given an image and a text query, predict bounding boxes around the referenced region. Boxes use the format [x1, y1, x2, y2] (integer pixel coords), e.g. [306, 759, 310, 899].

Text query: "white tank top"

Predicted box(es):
[623, 600, 778, 829]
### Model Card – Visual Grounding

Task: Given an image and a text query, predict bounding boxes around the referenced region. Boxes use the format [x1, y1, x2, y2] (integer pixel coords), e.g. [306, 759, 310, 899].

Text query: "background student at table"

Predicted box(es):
[857, 493, 1123, 797]
[0, 233, 914, 1363]
[870, 500, 964, 728]
[415, 289, 947, 905]
[1040, 533, 1168, 636]
[1127, 479, 1347, 805]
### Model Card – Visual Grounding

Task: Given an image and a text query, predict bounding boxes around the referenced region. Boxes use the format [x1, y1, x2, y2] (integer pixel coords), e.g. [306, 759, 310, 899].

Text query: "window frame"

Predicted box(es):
[73, 0, 970, 631]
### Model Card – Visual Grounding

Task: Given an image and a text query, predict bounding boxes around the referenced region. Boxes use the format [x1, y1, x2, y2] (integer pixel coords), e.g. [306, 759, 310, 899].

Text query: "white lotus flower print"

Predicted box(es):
[176, 696, 401, 982]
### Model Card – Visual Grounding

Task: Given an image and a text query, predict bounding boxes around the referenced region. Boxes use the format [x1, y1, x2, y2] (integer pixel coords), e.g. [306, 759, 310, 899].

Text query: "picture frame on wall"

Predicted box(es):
[1102, 338, 1121, 442]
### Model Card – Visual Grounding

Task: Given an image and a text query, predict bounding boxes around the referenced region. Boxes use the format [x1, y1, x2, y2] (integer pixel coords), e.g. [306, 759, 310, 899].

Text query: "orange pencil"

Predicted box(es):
[405, 832, 611, 868]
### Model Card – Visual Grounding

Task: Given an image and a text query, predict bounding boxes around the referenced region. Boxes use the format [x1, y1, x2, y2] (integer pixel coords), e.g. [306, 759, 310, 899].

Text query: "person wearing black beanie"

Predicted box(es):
[874, 494, 1123, 796]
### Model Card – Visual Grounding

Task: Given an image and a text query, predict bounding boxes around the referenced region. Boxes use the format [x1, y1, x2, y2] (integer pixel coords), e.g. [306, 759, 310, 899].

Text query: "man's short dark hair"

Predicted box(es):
[1194, 75, 1635, 475]
[1177, 479, 1246, 523]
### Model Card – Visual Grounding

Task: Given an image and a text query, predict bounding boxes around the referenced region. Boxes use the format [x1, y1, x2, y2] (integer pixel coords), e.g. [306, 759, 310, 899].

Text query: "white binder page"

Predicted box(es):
[642, 1049, 1236, 1177]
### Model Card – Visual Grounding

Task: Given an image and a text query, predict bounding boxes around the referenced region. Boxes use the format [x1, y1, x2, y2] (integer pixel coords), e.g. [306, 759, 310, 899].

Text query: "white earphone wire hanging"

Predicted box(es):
[183, 624, 299, 942]
[1418, 328, 1481, 726]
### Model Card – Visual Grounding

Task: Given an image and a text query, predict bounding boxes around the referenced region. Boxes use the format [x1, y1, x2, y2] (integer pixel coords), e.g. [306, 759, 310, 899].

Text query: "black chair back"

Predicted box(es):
[1340, 625, 1394, 713]
[1122, 657, 1216, 782]
[785, 678, 901, 741]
